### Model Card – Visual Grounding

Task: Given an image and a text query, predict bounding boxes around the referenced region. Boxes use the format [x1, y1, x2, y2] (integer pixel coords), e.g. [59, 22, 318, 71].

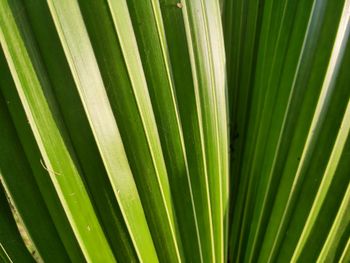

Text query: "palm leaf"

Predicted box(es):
[224, 0, 350, 262]
[0, 0, 117, 261]
[1, 0, 349, 262]
[0, 182, 34, 262]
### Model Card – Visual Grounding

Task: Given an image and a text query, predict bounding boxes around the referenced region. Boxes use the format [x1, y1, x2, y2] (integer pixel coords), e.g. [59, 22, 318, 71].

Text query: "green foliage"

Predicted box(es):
[0, 0, 349, 262]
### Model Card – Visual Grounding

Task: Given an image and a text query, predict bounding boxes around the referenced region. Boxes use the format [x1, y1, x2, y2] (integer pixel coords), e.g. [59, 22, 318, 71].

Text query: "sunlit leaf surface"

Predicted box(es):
[0, 0, 349, 262]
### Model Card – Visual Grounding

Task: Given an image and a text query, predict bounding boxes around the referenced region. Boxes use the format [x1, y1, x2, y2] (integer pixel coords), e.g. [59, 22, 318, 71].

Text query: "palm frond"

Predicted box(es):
[0, 0, 349, 262]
